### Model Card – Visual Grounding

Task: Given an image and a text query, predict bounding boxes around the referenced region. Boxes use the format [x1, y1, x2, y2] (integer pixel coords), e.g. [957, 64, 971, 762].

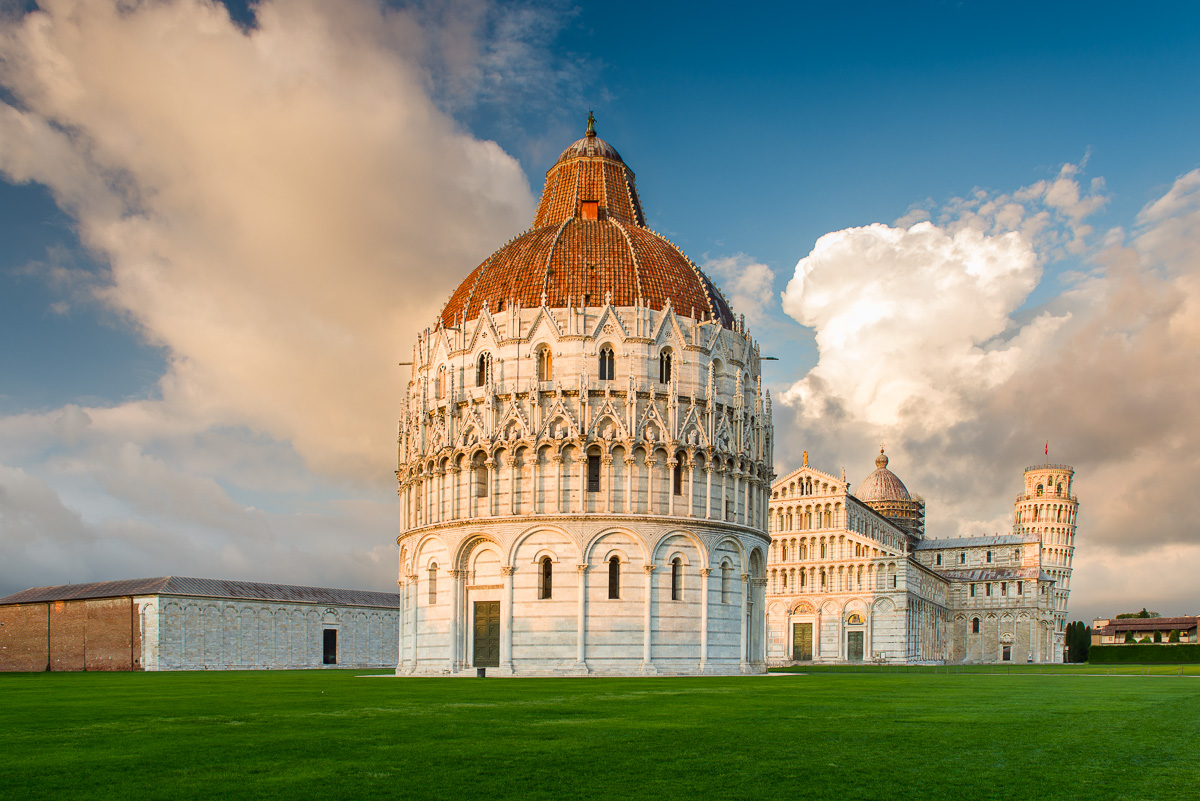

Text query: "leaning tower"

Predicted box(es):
[1013, 461, 1078, 662]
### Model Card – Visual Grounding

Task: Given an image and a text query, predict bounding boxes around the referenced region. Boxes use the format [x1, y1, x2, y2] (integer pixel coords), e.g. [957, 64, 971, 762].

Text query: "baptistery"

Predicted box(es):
[395, 116, 773, 675]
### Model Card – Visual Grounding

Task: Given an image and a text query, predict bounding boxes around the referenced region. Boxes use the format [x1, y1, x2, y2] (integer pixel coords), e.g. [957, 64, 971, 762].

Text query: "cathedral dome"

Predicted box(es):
[438, 115, 734, 330]
[856, 449, 912, 502]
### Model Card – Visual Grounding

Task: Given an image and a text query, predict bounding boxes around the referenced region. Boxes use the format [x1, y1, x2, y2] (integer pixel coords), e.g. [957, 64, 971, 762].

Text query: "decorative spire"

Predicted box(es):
[586, 110, 596, 138]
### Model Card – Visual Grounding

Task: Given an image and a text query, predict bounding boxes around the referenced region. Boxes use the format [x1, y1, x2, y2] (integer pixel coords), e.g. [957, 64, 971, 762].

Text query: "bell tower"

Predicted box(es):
[1013, 459, 1078, 662]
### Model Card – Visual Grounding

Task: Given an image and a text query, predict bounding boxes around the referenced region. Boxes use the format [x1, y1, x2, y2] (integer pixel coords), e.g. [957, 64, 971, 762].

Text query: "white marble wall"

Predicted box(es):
[137, 595, 398, 671]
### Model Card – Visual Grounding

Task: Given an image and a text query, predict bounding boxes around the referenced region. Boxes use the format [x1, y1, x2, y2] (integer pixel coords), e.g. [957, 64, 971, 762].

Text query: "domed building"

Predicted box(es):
[765, 447, 1077, 665]
[855, 449, 925, 540]
[395, 116, 772, 676]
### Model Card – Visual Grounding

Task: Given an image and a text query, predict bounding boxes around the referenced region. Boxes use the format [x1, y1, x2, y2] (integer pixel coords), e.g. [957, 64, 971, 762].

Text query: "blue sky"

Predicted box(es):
[1, 0, 1198, 621]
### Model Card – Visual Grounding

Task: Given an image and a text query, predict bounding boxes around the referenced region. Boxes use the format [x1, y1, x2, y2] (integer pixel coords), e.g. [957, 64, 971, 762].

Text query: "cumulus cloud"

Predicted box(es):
[778, 165, 1200, 619]
[702, 253, 777, 328]
[0, 0, 535, 482]
[0, 0, 555, 594]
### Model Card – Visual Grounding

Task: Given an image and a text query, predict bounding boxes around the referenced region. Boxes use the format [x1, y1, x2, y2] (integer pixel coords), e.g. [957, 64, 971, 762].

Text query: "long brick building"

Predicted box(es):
[0, 577, 399, 671]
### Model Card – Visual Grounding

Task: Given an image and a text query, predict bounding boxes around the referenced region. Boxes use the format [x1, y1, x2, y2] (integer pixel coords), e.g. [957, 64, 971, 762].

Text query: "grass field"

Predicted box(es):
[2, 670, 1198, 801]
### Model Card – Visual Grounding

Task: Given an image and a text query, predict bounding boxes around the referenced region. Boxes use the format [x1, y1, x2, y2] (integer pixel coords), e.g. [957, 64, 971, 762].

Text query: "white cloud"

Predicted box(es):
[701, 253, 776, 329]
[778, 166, 1200, 620]
[0, 0, 548, 594]
[0, 0, 535, 483]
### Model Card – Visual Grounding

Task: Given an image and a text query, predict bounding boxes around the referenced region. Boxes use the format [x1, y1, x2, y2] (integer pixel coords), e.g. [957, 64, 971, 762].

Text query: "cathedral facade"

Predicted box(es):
[395, 118, 773, 676]
[766, 452, 1078, 664]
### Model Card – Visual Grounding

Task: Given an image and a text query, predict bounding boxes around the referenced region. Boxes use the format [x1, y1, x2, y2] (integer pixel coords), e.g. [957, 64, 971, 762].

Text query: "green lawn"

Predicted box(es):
[2, 670, 1197, 801]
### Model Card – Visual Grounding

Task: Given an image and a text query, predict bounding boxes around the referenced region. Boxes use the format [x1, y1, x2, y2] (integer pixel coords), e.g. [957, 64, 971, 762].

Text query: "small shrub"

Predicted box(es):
[1169, 629, 1181, 643]
[1139, 637, 1153, 644]
[1125, 632, 1135, 643]
[1154, 631, 1162, 643]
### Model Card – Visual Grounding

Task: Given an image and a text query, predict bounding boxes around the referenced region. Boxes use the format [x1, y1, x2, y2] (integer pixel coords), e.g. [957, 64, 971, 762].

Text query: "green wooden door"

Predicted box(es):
[473, 601, 501, 668]
[792, 622, 812, 661]
[847, 631, 864, 661]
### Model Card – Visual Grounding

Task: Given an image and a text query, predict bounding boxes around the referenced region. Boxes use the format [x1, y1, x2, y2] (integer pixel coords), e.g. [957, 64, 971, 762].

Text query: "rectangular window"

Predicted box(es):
[323, 629, 337, 665]
[936, 553, 942, 566]
[1001, 582, 1007, 596]
[970, 584, 975, 598]
[959, 552, 966, 564]
[986, 583, 992, 596]
[986, 550, 993, 563]
[587, 455, 601, 493]
[1017, 581, 1023, 595]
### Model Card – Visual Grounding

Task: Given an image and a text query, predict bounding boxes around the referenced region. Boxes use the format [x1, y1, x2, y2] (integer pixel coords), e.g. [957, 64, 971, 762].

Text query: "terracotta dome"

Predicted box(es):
[438, 115, 734, 329]
[856, 449, 913, 502]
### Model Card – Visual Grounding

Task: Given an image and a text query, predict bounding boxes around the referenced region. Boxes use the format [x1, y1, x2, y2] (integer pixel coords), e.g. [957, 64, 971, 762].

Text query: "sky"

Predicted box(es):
[1, 0, 1198, 623]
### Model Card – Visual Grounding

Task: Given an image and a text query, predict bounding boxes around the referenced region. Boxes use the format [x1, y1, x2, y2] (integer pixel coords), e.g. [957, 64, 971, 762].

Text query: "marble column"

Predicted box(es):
[739, 572, 750, 672]
[500, 566, 514, 672]
[576, 565, 589, 671]
[667, 458, 677, 516]
[699, 568, 711, 672]
[642, 564, 657, 673]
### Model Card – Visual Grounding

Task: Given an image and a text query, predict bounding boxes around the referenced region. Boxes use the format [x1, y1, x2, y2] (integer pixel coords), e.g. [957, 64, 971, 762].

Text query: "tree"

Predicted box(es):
[1116, 608, 1161, 619]
[1154, 630, 1163, 643]
[1169, 629, 1181, 643]
[1125, 631, 1136, 643]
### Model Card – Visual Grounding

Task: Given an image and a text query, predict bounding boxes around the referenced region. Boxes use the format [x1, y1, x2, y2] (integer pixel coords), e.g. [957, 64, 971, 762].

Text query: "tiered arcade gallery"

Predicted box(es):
[395, 118, 773, 676]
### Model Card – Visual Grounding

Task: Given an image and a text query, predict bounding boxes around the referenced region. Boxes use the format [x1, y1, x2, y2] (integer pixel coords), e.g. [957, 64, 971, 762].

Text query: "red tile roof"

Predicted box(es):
[0, 577, 398, 608]
[439, 123, 734, 329]
[1096, 616, 1198, 633]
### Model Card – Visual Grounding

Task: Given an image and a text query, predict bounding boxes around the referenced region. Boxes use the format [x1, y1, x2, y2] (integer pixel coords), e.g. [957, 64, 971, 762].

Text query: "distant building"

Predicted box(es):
[1091, 616, 1198, 645]
[0, 577, 398, 672]
[766, 451, 1078, 664]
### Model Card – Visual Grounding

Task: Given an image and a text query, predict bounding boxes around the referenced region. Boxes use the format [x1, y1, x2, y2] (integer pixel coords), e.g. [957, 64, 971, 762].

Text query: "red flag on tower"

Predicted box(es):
[1045, 441, 1049, 457]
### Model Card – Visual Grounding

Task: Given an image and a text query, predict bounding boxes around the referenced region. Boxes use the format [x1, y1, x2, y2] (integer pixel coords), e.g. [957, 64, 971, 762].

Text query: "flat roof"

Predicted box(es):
[0, 576, 398, 609]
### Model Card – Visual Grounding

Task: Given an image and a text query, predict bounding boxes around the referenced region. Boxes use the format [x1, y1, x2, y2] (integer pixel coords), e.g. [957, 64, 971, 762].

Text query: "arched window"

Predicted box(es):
[986, 550, 993, 563]
[781, 543, 788, 561]
[972, 617, 980, 634]
[1036, 484, 1044, 497]
[608, 556, 620, 599]
[599, 346, 615, 381]
[659, 349, 673, 384]
[473, 454, 489, 498]
[428, 563, 438, 604]
[537, 346, 553, 381]
[781, 572, 788, 589]
[587, 453, 601, 493]
[476, 352, 491, 387]
[670, 558, 683, 601]
[673, 459, 684, 496]
[721, 561, 731, 603]
[539, 556, 553, 599]
[435, 366, 445, 399]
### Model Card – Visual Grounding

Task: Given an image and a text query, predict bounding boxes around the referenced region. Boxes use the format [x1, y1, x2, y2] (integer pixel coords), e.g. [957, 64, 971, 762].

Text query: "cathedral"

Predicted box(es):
[394, 116, 773, 675]
[766, 451, 1078, 664]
